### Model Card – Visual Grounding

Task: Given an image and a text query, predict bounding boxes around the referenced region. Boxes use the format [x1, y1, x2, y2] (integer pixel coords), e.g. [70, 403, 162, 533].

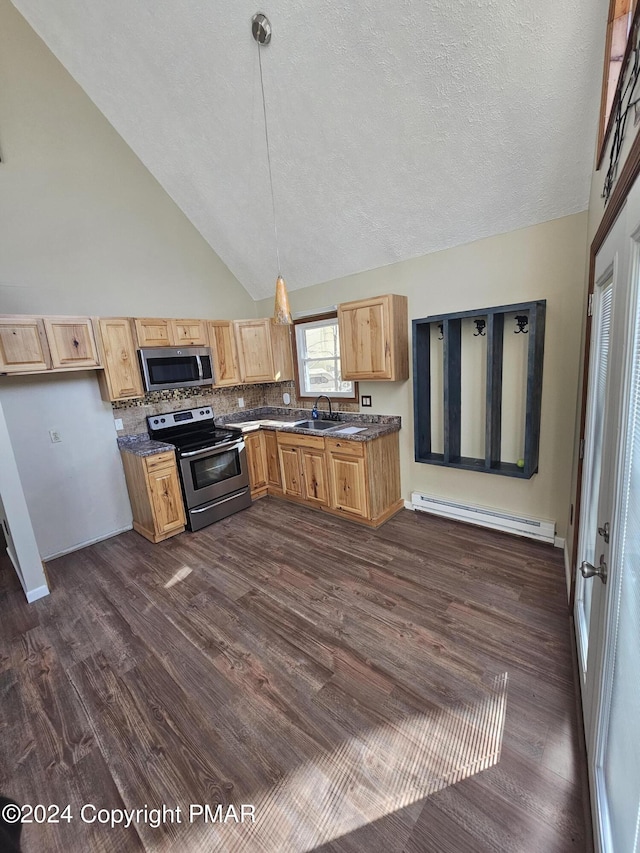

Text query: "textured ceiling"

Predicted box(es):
[12, 0, 606, 299]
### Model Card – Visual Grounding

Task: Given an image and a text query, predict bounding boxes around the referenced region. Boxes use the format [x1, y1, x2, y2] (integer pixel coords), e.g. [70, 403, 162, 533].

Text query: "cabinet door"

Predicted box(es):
[170, 319, 209, 347]
[263, 430, 282, 490]
[43, 317, 100, 369]
[146, 465, 186, 536]
[245, 430, 267, 496]
[234, 319, 275, 383]
[279, 445, 304, 498]
[97, 319, 144, 400]
[0, 317, 50, 372]
[135, 318, 172, 348]
[209, 321, 241, 386]
[327, 453, 369, 517]
[301, 448, 329, 506]
[269, 322, 294, 382]
[339, 296, 391, 379]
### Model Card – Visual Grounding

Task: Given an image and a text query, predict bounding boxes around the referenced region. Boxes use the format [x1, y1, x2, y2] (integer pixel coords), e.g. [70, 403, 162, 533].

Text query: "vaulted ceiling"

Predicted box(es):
[12, 0, 606, 300]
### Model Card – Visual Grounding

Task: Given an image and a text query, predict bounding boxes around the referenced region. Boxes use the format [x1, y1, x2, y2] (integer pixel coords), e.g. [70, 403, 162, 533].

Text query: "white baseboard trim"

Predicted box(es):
[554, 536, 566, 550]
[43, 524, 133, 562]
[404, 499, 415, 510]
[26, 584, 51, 603]
[8, 548, 51, 603]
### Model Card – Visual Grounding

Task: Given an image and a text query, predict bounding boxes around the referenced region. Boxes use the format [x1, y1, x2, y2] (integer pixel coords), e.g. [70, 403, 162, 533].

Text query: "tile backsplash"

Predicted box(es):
[112, 381, 359, 435]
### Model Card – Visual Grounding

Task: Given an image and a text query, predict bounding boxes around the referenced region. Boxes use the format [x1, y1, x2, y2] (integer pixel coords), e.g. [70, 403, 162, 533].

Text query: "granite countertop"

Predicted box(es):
[117, 407, 401, 454]
[219, 406, 401, 443]
[117, 434, 176, 457]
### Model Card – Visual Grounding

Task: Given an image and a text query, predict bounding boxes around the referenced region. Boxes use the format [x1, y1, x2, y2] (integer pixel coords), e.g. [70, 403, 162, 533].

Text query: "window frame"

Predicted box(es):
[597, 0, 639, 170]
[292, 311, 359, 402]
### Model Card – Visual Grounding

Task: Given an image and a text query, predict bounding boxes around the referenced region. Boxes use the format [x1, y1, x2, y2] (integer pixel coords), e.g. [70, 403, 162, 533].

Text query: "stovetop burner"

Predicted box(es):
[146, 406, 241, 452]
[171, 427, 240, 453]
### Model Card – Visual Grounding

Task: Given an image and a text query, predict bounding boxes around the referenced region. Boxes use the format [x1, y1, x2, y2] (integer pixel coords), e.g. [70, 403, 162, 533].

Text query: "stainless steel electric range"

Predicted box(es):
[147, 407, 251, 531]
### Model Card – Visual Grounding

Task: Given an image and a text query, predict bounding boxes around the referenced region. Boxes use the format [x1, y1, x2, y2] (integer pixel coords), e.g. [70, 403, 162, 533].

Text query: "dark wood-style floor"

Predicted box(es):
[1, 501, 589, 852]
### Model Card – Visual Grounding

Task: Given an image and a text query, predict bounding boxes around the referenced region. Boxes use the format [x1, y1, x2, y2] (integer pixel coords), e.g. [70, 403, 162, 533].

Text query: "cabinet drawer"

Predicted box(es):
[325, 437, 365, 457]
[277, 432, 326, 451]
[145, 451, 176, 472]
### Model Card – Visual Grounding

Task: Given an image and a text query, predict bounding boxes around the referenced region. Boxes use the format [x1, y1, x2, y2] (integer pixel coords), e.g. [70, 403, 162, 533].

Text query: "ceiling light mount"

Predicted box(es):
[252, 13, 271, 46]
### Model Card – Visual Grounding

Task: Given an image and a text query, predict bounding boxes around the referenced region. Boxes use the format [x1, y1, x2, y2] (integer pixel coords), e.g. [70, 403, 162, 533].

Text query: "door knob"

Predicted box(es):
[580, 554, 608, 584]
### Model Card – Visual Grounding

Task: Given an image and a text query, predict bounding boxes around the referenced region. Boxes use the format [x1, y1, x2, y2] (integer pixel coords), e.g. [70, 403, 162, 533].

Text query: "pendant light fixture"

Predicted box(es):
[252, 12, 293, 325]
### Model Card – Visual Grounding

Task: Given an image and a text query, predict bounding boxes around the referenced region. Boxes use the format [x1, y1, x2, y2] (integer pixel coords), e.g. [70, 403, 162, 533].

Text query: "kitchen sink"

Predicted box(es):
[295, 420, 338, 431]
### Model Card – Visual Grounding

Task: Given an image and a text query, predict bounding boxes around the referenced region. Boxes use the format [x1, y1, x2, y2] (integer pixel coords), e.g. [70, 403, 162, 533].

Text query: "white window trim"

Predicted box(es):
[294, 316, 356, 400]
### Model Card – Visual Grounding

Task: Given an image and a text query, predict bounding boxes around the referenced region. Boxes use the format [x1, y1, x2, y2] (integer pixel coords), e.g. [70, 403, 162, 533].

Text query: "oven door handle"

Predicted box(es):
[195, 354, 203, 381]
[181, 439, 244, 458]
[190, 490, 248, 513]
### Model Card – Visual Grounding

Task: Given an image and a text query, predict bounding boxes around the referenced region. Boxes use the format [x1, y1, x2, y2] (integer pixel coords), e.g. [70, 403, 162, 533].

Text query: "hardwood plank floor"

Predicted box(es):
[0, 501, 590, 852]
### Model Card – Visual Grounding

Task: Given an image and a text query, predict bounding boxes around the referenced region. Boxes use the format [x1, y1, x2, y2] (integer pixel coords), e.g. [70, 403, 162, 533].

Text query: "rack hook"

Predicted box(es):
[473, 319, 486, 337]
[514, 315, 529, 334]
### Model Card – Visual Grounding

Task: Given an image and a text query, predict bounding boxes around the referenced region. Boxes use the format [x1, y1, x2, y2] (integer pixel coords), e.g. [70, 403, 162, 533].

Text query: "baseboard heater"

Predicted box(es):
[411, 492, 555, 544]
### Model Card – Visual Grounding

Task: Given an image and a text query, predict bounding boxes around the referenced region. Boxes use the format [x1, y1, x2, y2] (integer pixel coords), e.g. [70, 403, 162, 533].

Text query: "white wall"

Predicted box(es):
[0, 0, 261, 562]
[0, 0, 256, 320]
[0, 398, 49, 599]
[0, 373, 132, 560]
[258, 213, 589, 538]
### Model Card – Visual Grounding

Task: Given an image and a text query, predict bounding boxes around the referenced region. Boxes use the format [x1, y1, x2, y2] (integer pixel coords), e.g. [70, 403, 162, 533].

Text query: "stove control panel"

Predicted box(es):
[148, 407, 213, 431]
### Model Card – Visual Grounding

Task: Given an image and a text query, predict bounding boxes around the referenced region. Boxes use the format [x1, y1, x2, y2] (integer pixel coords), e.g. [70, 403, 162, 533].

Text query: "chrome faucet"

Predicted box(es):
[312, 395, 333, 420]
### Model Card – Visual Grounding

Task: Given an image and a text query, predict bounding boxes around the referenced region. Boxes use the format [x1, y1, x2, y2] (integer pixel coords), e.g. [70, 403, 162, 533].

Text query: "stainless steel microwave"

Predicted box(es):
[138, 347, 213, 392]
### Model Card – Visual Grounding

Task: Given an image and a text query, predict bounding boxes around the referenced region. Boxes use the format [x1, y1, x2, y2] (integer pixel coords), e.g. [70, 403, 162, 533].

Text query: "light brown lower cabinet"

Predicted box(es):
[272, 429, 402, 527]
[325, 438, 368, 518]
[120, 450, 186, 543]
[278, 433, 329, 506]
[263, 429, 282, 494]
[244, 428, 284, 499]
[245, 430, 268, 499]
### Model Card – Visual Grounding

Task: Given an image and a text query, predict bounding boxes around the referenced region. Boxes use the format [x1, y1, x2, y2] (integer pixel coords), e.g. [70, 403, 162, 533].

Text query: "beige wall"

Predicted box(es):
[0, 0, 255, 319]
[260, 213, 589, 538]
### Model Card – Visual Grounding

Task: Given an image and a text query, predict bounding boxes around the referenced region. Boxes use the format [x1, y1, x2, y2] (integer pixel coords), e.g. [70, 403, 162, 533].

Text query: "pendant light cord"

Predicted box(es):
[257, 41, 281, 276]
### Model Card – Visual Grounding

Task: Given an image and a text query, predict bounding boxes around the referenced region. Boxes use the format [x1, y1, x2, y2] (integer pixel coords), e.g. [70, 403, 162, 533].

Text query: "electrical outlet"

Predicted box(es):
[283, 392, 291, 405]
[49, 429, 62, 443]
[361, 395, 372, 407]
[114, 418, 124, 432]
[237, 397, 245, 408]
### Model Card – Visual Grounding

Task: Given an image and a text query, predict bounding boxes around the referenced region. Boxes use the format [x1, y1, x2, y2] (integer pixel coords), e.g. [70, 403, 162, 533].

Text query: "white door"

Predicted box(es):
[574, 266, 614, 685]
[575, 208, 626, 698]
[577, 179, 640, 852]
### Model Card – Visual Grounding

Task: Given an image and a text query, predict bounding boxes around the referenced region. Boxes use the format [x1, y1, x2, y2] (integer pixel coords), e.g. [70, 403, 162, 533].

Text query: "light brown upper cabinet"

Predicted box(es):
[43, 317, 100, 369]
[134, 318, 172, 348]
[0, 315, 101, 374]
[169, 319, 209, 347]
[97, 318, 144, 401]
[235, 319, 274, 383]
[234, 319, 294, 384]
[338, 294, 409, 381]
[208, 320, 241, 386]
[0, 317, 51, 373]
[134, 318, 209, 348]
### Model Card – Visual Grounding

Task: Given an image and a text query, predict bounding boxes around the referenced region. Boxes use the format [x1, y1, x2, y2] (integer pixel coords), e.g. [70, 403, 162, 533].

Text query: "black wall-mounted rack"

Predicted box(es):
[413, 300, 546, 479]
